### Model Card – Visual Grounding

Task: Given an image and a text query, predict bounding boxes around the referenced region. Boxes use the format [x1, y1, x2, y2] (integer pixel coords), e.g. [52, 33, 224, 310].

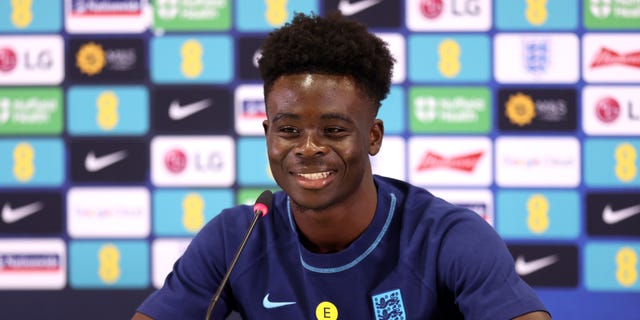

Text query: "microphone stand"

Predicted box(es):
[204, 191, 271, 320]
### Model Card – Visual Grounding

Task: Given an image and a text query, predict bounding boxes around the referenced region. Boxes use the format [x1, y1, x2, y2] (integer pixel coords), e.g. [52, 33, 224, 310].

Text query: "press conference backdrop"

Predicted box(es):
[0, 0, 639, 319]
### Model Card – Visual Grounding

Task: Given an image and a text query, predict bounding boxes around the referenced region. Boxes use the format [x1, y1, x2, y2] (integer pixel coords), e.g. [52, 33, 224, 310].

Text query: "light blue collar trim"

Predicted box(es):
[286, 193, 397, 273]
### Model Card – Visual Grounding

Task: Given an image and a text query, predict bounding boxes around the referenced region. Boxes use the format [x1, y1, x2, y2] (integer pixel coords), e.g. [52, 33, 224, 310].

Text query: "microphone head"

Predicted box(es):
[253, 190, 273, 217]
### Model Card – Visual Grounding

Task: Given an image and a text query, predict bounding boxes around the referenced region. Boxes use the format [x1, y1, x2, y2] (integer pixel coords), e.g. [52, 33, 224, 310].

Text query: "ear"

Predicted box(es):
[368, 119, 384, 156]
[263, 119, 269, 135]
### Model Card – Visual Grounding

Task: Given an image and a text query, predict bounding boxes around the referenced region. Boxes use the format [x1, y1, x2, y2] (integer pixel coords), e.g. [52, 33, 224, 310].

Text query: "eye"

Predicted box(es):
[278, 126, 300, 136]
[325, 126, 347, 136]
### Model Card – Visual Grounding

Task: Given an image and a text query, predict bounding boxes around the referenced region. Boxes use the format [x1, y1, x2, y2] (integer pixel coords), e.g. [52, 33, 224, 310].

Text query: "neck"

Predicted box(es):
[291, 177, 378, 254]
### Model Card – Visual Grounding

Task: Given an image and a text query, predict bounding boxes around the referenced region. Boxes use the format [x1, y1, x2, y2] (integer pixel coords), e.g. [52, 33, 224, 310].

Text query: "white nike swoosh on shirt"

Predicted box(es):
[84, 150, 128, 172]
[338, 0, 383, 16]
[262, 293, 296, 309]
[168, 98, 211, 120]
[515, 255, 558, 276]
[602, 203, 640, 224]
[2, 202, 44, 224]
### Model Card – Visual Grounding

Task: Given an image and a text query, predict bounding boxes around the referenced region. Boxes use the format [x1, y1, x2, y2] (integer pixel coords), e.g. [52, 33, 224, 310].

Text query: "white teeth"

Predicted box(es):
[298, 172, 330, 180]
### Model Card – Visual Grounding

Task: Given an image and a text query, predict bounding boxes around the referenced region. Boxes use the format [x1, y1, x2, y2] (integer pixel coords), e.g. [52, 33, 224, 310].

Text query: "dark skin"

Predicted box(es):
[131, 73, 550, 320]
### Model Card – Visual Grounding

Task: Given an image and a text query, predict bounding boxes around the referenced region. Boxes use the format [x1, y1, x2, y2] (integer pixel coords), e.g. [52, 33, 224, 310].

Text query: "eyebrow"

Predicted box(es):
[271, 112, 354, 124]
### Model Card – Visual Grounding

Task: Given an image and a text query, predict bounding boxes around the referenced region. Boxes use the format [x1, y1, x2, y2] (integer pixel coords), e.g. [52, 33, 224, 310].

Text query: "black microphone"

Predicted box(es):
[205, 189, 273, 320]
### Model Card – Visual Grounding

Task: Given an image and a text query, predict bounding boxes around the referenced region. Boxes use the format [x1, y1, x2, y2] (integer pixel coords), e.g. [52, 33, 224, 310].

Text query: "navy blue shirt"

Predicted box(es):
[138, 175, 547, 319]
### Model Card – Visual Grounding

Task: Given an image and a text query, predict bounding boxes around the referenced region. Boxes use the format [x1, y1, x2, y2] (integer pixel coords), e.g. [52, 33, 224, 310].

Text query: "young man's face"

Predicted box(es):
[263, 73, 383, 211]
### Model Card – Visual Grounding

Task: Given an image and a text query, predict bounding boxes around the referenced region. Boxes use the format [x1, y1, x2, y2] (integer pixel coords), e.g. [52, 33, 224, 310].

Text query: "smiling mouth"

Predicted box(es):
[296, 171, 332, 180]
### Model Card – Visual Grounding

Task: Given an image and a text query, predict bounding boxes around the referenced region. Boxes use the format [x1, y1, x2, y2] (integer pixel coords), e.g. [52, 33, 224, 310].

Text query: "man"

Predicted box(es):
[133, 12, 551, 319]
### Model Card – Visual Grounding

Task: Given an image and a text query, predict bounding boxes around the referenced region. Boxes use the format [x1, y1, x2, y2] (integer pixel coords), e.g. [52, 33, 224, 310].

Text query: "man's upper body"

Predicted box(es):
[134, 176, 549, 320]
[133, 12, 551, 320]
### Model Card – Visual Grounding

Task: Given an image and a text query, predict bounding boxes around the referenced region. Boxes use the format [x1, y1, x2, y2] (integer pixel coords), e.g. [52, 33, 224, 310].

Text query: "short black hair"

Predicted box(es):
[258, 11, 395, 111]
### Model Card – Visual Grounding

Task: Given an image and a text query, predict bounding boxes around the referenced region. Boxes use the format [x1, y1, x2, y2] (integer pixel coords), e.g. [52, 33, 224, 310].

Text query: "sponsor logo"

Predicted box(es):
[1, 254, 61, 272]
[583, 86, 640, 135]
[408, 137, 492, 186]
[409, 35, 490, 82]
[338, 0, 382, 16]
[495, 0, 577, 30]
[84, 150, 128, 172]
[596, 97, 621, 122]
[150, 35, 232, 83]
[587, 193, 640, 236]
[430, 189, 493, 226]
[262, 293, 296, 309]
[515, 254, 559, 276]
[0, 238, 66, 289]
[235, 84, 267, 136]
[153, 86, 232, 134]
[591, 47, 640, 68]
[583, 33, 640, 83]
[508, 245, 578, 287]
[0, 47, 17, 72]
[0, 36, 64, 85]
[371, 289, 406, 320]
[417, 151, 484, 173]
[70, 139, 148, 183]
[322, 0, 401, 28]
[0, 139, 64, 187]
[1, 201, 43, 224]
[151, 135, 235, 187]
[76, 42, 106, 76]
[153, 189, 233, 236]
[69, 240, 149, 288]
[497, 190, 580, 239]
[67, 85, 149, 136]
[0, 0, 61, 32]
[524, 38, 550, 75]
[494, 33, 579, 83]
[420, 0, 443, 18]
[237, 36, 266, 81]
[407, 0, 491, 31]
[168, 98, 211, 120]
[0, 88, 63, 135]
[584, 242, 640, 291]
[583, 139, 640, 186]
[69, 38, 146, 82]
[498, 88, 576, 131]
[0, 193, 63, 234]
[495, 137, 580, 187]
[70, 0, 143, 15]
[153, 0, 230, 31]
[585, 0, 640, 29]
[66, 0, 150, 33]
[409, 86, 490, 133]
[67, 187, 150, 238]
[603, 203, 640, 224]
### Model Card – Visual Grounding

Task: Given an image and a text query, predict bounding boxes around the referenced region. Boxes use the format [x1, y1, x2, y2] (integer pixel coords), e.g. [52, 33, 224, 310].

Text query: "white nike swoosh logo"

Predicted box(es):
[262, 293, 296, 309]
[602, 204, 640, 224]
[168, 98, 211, 120]
[84, 150, 128, 172]
[515, 255, 558, 276]
[2, 202, 43, 224]
[338, 0, 383, 16]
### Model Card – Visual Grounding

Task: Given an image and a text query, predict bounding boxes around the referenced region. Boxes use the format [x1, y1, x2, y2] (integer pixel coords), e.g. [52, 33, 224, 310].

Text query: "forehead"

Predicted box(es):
[266, 73, 371, 117]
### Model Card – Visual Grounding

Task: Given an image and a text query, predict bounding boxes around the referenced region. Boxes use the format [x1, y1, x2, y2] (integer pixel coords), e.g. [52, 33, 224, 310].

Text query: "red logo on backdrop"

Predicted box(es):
[420, 0, 443, 19]
[595, 97, 621, 123]
[0, 48, 17, 72]
[417, 151, 484, 172]
[165, 149, 187, 174]
[590, 48, 640, 69]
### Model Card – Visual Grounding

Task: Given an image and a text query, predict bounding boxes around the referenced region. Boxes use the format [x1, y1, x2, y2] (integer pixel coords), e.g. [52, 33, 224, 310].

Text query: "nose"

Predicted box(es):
[295, 132, 328, 158]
